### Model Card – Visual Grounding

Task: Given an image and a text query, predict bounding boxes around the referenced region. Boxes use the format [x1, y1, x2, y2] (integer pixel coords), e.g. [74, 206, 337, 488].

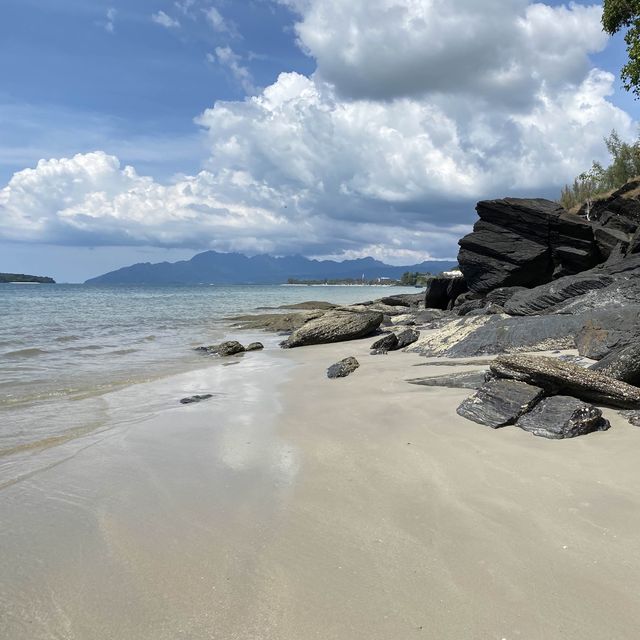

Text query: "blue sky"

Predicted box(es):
[0, 0, 637, 282]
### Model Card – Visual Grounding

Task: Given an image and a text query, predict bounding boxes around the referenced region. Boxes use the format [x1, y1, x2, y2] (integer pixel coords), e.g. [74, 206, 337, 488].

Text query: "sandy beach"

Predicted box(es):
[2, 336, 640, 639]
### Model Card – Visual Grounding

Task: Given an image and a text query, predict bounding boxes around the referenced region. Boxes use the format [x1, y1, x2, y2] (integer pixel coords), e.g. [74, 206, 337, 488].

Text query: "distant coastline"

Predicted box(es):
[0, 273, 55, 284]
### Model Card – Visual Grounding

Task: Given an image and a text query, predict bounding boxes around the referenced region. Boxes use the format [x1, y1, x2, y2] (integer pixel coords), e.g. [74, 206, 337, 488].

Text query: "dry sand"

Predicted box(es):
[1, 337, 640, 639]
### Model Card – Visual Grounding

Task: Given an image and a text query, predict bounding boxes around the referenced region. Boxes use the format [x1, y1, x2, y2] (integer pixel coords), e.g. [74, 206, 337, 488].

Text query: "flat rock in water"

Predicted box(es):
[228, 310, 325, 332]
[180, 394, 214, 405]
[456, 379, 544, 428]
[245, 342, 264, 351]
[327, 357, 360, 379]
[196, 341, 245, 356]
[516, 396, 610, 439]
[282, 310, 383, 348]
[408, 371, 488, 390]
[490, 354, 640, 408]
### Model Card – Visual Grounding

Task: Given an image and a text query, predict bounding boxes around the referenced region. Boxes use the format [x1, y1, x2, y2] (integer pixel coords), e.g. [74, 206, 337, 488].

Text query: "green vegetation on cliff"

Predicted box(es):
[0, 273, 55, 284]
[559, 130, 640, 213]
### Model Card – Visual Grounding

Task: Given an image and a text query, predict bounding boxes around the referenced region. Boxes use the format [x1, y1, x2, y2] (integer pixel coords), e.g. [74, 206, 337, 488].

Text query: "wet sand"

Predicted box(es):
[2, 338, 640, 639]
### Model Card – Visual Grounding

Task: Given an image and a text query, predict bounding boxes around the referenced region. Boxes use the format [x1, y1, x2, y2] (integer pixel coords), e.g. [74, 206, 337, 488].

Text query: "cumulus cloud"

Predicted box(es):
[152, 10, 181, 29]
[0, 0, 637, 262]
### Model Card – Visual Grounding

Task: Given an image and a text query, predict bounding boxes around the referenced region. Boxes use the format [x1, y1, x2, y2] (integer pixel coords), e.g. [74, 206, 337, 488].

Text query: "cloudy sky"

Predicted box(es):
[0, 0, 637, 282]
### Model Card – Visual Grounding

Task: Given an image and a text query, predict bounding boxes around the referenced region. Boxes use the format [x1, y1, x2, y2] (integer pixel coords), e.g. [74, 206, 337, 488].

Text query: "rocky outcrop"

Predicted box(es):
[327, 357, 360, 379]
[282, 310, 383, 348]
[196, 341, 246, 356]
[456, 379, 544, 428]
[490, 354, 640, 408]
[229, 310, 325, 332]
[407, 314, 583, 358]
[515, 396, 610, 439]
[458, 198, 599, 294]
[590, 342, 640, 385]
[424, 273, 467, 310]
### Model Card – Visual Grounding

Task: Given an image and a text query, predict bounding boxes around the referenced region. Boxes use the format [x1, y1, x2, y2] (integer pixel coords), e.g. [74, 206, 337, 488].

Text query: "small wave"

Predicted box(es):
[55, 335, 80, 343]
[3, 348, 48, 359]
[140, 335, 157, 342]
[64, 344, 104, 352]
[108, 348, 140, 356]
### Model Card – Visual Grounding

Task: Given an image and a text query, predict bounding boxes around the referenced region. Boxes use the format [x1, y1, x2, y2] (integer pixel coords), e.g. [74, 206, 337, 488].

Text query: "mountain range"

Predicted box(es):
[85, 251, 456, 285]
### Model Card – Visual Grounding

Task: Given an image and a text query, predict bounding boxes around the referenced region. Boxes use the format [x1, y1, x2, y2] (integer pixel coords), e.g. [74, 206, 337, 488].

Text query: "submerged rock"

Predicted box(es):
[456, 379, 544, 428]
[327, 357, 360, 379]
[490, 354, 640, 408]
[245, 342, 264, 352]
[282, 310, 383, 348]
[516, 396, 610, 439]
[196, 341, 246, 356]
[180, 394, 214, 405]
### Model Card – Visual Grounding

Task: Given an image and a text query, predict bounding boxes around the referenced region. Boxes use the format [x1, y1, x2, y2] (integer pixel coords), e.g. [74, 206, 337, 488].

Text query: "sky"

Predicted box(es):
[0, 0, 637, 282]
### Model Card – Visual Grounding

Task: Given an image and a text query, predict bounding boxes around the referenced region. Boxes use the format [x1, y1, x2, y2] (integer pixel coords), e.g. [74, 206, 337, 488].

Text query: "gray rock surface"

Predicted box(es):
[456, 379, 544, 428]
[327, 357, 360, 379]
[245, 342, 264, 351]
[395, 328, 420, 349]
[407, 371, 488, 390]
[516, 396, 610, 439]
[590, 341, 640, 385]
[490, 354, 640, 408]
[282, 310, 383, 348]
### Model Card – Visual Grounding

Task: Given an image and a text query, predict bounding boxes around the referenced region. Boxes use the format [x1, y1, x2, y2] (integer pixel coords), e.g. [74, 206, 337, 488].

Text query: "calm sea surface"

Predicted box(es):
[0, 283, 417, 479]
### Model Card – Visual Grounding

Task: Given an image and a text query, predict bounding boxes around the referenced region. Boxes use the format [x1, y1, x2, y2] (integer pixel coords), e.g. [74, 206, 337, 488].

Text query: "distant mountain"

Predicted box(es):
[85, 251, 457, 285]
[0, 273, 55, 284]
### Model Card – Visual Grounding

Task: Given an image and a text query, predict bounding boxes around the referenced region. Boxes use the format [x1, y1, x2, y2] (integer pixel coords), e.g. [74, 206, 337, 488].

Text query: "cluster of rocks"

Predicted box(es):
[196, 340, 264, 357]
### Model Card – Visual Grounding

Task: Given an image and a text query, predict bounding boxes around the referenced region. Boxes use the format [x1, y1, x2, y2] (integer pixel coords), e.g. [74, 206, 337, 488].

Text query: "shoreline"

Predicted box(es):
[2, 325, 640, 637]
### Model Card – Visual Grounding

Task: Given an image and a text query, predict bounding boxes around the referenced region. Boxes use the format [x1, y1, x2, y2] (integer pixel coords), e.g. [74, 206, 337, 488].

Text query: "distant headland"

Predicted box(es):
[0, 273, 55, 284]
[85, 250, 457, 285]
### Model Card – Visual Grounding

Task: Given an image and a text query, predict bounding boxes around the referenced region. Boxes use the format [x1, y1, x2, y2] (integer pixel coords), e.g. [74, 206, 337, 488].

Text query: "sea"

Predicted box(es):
[0, 283, 417, 486]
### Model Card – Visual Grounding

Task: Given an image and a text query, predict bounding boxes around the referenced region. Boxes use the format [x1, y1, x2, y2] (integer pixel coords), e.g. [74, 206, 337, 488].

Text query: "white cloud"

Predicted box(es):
[1, 0, 637, 262]
[208, 47, 257, 95]
[151, 10, 181, 29]
[204, 7, 230, 33]
[104, 7, 118, 33]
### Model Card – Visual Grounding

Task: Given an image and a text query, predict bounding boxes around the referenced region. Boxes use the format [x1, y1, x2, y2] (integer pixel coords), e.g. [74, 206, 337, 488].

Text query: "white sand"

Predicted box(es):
[1, 338, 640, 639]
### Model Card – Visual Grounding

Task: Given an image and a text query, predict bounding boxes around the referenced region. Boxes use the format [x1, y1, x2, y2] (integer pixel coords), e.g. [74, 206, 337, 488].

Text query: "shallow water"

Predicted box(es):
[0, 283, 416, 482]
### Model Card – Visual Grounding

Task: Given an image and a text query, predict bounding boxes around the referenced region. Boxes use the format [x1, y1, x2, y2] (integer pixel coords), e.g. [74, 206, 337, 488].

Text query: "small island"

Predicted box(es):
[0, 273, 55, 284]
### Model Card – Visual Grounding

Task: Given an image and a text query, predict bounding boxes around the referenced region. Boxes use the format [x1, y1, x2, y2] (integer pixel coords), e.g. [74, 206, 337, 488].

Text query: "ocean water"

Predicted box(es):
[0, 283, 417, 483]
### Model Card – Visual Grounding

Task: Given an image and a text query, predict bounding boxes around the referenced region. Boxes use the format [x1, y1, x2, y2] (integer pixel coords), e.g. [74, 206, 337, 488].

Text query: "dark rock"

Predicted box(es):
[574, 308, 640, 359]
[395, 328, 420, 349]
[407, 371, 488, 390]
[593, 226, 630, 259]
[503, 273, 614, 316]
[370, 333, 398, 354]
[282, 310, 383, 348]
[458, 198, 599, 294]
[245, 342, 264, 351]
[516, 396, 610, 439]
[490, 354, 640, 408]
[180, 394, 214, 405]
[590, 342, 640, 385]
[455, 298, 486, 316]
[456, 379, 544, 428]
[327, 357, 360, 379]
[424, 274, 467, 310]
[196, 341, 246, 356]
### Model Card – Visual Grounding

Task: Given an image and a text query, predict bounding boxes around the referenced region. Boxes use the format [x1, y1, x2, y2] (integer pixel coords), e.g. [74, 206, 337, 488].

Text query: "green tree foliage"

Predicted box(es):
[602, 0, 640, 97]
[559, 130, 640, 212]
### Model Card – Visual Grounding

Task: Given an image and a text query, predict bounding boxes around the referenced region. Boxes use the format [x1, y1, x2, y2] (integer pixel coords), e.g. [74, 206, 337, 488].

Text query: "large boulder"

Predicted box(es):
[515, 396, 610, 439]
[456, 379, 544, 428]
[458, 198, 599, 294]
[574, 308, 640, 359]
[282, 310, 383, 348]
[590, 342, 640, 385]
[490, 354, 640, 408]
